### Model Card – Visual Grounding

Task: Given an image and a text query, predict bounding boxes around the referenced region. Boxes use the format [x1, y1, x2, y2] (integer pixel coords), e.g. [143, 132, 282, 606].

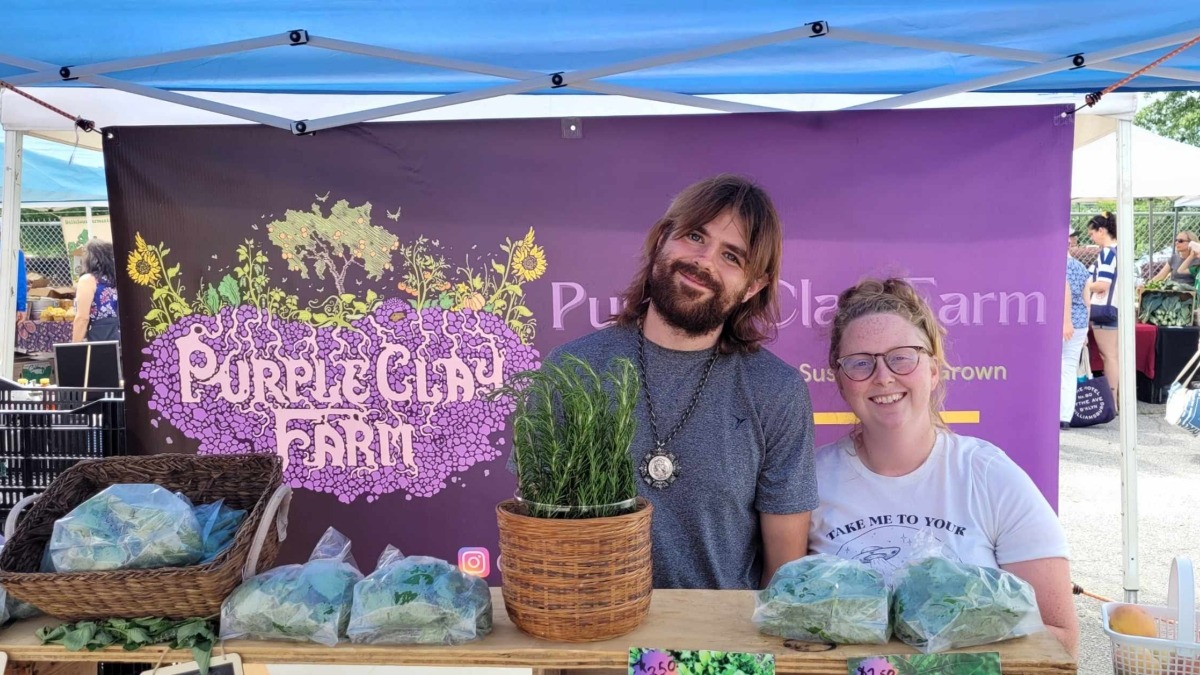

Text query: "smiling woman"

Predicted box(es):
[805, 277, 1080, 658]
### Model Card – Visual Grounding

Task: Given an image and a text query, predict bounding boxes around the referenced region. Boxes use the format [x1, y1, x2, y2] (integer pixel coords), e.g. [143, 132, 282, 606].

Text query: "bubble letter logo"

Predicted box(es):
[458, 547, 491, 578]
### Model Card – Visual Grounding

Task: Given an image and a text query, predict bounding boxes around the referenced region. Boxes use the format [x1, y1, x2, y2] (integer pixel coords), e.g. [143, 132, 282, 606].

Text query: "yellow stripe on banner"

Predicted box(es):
[814, 411, 980, 425]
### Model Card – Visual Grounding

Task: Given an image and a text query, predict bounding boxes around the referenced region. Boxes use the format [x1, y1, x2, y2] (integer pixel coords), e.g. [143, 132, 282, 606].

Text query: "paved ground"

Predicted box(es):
[1060, 400, 1200, 674]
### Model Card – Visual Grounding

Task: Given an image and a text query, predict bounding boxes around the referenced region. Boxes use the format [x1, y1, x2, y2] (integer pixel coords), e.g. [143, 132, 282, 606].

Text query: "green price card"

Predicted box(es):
[630, 647, 776, 675]
[848, 652, 1001, 675]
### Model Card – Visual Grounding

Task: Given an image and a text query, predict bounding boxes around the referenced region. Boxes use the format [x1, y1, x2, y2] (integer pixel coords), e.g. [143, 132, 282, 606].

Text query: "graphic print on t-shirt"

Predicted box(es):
[824, 513, 969, 578]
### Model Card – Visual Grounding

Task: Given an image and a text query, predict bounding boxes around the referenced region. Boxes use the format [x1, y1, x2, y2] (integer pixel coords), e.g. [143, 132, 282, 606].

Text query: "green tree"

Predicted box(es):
[267, 199, 399, 296]
[1135, 91, 1200, 147]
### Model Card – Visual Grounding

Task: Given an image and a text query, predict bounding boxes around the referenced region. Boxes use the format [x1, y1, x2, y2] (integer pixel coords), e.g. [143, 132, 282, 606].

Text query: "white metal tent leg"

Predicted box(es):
[1, 131, 23, 381]
[1116, 116, 1139, 603]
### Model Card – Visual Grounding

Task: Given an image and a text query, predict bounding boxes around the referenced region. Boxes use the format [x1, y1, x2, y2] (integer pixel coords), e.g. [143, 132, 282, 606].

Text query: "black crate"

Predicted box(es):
[99, 664, 154, 675]
[0, 387, 126, 522]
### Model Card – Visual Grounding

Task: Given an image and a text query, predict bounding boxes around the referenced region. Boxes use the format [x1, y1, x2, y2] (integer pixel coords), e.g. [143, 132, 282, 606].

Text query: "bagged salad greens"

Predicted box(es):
[48, 484, 204, 572]
[891, 556, 1043, 653]
[753, 554, 890, 644]
[192, 499, 246, 564]
[220, 528, 363, 645]
[346, 547, 492, 645]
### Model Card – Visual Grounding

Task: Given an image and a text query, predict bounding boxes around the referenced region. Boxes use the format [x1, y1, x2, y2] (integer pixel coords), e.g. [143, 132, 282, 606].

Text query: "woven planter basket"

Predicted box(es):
[0, 453, 289, 621]
[496, 497, 653, 642]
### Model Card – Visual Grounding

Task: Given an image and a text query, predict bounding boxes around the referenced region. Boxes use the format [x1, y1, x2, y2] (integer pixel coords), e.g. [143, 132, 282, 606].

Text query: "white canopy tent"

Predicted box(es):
[1073, 121, 1200, 200]
[2, 4, 1198, 602]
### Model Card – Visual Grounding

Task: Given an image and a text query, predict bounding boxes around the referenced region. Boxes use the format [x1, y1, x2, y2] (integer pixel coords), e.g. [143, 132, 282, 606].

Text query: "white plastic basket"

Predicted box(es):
[1102, 557, 1200, 675]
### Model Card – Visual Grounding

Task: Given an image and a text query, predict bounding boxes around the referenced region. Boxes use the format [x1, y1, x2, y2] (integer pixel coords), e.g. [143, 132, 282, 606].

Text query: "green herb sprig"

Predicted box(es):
[37, 616, 217, 675]
[490, 354, 639, 518]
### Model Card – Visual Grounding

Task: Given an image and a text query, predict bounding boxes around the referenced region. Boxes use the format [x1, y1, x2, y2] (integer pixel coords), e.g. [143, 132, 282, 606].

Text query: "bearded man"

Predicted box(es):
[551, 174, 817, 589]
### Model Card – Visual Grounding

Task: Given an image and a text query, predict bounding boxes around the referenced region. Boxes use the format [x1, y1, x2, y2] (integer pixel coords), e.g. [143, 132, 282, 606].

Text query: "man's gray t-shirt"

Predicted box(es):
[547, 324, 818, 589]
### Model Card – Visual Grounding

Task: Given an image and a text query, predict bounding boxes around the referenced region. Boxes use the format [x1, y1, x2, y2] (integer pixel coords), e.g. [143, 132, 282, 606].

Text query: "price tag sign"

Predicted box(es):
[848, 652, 1001, 675]
[630, 648, 776, 675]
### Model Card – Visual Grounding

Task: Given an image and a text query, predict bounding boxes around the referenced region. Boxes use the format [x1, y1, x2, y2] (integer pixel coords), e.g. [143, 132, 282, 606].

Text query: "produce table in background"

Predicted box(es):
[14, 320, 73, 354]
[1133, 325, 1200, 404]
[0, 589, 1074, 674]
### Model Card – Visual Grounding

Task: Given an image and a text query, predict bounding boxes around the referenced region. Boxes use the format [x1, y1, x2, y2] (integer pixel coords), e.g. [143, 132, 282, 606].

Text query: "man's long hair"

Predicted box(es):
[614, 174, 783, 353]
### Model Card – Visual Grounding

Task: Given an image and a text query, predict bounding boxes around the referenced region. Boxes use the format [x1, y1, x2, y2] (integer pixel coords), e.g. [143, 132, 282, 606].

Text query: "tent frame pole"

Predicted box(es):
[0, 25, 1197, 127]
[1, 131, 23, 381]
[849, 28, 1200, 110]
[2, 34, 294, 87]
[1116, 116, 1140, 603]
[830, 28, 1200, 85]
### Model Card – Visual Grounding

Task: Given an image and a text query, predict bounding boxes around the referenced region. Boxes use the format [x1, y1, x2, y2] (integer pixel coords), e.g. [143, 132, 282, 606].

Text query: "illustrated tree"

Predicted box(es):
[267, 199, 400, 296]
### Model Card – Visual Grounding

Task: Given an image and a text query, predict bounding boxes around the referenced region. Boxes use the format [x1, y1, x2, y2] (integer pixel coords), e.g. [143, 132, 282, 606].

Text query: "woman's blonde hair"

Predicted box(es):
[828, 278, 949, 430]
[1178, 231, 1198, 244]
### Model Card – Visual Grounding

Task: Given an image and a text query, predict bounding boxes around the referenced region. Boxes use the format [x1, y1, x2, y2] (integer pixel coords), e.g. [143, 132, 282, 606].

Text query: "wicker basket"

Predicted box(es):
[496, 497, 653, 642]
[0, 453, 291, 621]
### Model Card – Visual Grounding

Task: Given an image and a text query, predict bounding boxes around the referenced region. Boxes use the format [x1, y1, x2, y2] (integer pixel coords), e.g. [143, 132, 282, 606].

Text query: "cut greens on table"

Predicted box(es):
[890, 556, 1043, 653]
[753, 554, 890, 644]
[346, 548, 492, 645]
[37, 617, 218, 675]
[221, 527, 362, 645]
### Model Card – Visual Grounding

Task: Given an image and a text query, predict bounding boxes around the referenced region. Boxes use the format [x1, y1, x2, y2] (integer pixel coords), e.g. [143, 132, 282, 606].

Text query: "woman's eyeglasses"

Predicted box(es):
[1177, 239, 1191, 244]
[836, 346, 929, 381]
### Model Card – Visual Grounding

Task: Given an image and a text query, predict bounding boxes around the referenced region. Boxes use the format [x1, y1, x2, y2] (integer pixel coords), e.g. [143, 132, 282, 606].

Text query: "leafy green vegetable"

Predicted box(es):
[346, 549, 492, 645]
[220, 528, 363, 646]
[37, 616, 217, 675]
[48, 484, 204, 572]
[1, 581, 41, 620]
[891, 557, 1041, 653]
[753, 554, 890, 644]
[1138, 289, 1196, 327]
[192, 499, 246, 564]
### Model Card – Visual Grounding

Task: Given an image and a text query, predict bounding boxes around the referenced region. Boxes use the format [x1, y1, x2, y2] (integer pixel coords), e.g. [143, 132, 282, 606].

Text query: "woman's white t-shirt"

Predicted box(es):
[808, 433, 1069, 580]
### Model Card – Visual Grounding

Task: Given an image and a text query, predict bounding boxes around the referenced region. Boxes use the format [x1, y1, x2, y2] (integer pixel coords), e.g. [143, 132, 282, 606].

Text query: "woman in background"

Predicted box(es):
[72, 239, 121, 343]
[1150, 230, 1200, 285]
[1063, 230, 1091, 429]
[1087, 212, 1119, 402]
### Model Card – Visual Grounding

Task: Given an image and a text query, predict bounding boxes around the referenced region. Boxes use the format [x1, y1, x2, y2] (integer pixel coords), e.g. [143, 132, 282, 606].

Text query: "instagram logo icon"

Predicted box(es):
[457, 547, 491, 578]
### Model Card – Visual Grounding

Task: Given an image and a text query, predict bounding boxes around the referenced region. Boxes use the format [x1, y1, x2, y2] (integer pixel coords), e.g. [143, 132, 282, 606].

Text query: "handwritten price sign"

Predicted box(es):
[630, 648, 775, 675]
[847, 652, 1001, 675]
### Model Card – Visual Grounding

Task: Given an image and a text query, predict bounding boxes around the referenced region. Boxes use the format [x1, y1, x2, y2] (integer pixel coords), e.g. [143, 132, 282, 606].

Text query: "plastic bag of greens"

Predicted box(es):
[48, 484, 203, 571]
[891, 556, 1043, 653]
[0, 541, 42, 619]
[193, 499, 246, 564]
[346, 547, 492, 645]
[753, 554, 890, 644]
[220, 528, 363, 646]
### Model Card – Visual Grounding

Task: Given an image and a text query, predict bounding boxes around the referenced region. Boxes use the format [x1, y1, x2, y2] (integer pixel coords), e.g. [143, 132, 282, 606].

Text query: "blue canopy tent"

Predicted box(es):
[0, 136, 106, 207]
[0, 1, 1197, 602]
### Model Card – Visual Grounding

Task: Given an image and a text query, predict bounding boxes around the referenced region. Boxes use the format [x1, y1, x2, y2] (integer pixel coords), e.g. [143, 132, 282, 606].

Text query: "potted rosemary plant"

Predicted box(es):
[491, 354, 653, 642]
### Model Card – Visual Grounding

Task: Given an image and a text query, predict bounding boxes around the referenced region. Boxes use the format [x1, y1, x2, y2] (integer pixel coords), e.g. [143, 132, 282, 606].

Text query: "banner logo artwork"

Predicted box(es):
[130, 198, 544, 502]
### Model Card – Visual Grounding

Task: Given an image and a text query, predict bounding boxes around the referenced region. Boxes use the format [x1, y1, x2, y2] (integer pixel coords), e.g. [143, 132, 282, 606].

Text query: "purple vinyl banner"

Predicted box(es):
[103, 106, 1074, 571]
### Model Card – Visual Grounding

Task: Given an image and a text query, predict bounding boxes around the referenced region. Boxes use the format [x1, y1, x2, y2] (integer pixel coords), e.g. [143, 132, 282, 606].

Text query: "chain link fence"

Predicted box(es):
[19, 219, 75, 287]
[18, 210, 111, 289]
[1070, 209, 1200, 282]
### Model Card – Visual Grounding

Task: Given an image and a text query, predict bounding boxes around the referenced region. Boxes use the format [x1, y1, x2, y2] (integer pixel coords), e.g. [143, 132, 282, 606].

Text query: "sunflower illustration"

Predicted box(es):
[512, 240, 547, 282]
[126, 234, 162, 286]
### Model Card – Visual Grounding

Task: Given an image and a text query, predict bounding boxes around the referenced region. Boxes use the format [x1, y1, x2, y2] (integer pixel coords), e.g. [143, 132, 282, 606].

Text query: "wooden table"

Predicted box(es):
[0, 589, 1074, 675]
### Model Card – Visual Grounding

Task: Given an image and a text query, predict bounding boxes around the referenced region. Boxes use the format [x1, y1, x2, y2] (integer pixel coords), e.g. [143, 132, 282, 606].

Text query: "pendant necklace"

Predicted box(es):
[636, 329, 720, 489]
